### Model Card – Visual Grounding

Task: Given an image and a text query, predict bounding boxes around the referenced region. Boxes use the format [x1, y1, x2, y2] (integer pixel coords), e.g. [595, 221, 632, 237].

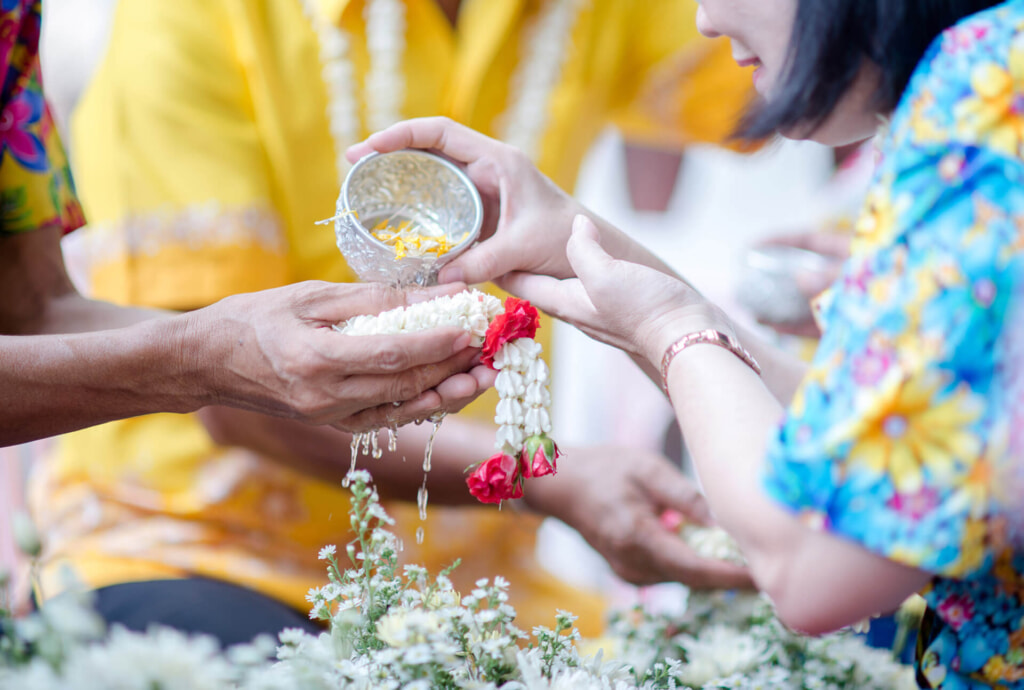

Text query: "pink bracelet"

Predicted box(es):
[660, 329, 761, 396]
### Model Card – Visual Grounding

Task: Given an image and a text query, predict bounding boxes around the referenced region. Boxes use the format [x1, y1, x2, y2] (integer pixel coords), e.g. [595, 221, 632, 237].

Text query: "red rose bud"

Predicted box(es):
[466, 452, 523, 504]
[481, 297, 540, 369]
[521, 434, 559, 478]
[659, 509, 685, 532]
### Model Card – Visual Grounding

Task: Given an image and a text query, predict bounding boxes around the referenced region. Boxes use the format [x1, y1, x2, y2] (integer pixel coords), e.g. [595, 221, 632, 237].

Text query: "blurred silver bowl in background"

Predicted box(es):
[736, 244, 839, 326]
[333, 150, 483, 287]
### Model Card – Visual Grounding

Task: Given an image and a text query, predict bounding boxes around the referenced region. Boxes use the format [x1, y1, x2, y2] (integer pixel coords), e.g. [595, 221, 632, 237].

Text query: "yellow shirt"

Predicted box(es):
[35, 0, 752, 635]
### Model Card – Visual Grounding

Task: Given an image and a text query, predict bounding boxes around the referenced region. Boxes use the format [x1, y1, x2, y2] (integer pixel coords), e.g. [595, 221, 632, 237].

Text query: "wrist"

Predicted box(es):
[168, 311, 217, 410]
[640, 302, 734, 368]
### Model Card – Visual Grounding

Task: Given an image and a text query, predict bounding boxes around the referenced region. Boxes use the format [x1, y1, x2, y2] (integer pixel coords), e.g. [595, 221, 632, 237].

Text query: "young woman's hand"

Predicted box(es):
[503, 216, 729, 368]
[347, 117, 582, 284]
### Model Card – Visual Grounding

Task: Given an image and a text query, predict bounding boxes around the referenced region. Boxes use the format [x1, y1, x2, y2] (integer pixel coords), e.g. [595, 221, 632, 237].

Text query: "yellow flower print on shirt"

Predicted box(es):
[956, 37, 1024, 156]
[909, 90, 948, 144]
[956, 517, 991, 576]
[848, 371, 984, 493]
[853, 181, 907, 253]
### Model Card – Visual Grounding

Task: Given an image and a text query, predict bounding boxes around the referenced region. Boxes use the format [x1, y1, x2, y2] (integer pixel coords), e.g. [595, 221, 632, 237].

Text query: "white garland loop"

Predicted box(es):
[299, 0, 586, 183]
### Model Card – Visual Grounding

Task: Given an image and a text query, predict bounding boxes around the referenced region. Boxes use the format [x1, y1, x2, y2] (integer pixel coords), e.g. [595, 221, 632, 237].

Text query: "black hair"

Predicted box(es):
[740, 0, 1003, 139]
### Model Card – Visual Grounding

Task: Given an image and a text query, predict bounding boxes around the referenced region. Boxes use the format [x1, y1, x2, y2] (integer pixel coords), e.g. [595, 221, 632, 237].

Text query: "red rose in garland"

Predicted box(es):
[466, 452, 523, 504]
[481, 297, 540, 369]
[521, 434, 560, 478]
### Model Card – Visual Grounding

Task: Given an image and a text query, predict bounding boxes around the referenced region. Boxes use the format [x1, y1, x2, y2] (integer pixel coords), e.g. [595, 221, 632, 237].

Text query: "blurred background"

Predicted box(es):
[1, 0, 873, 614]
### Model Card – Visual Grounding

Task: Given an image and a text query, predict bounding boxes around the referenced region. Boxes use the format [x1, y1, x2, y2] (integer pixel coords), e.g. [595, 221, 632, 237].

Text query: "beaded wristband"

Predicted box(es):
[660, 329, 762, 396]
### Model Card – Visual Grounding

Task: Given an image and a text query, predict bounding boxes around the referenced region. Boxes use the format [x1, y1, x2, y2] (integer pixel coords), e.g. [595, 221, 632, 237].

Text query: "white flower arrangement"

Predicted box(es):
[1, 471, 917, 689]
[335, 289, 503, 344]
[337, 289, 560, 504]
[492, 337, 553, 450]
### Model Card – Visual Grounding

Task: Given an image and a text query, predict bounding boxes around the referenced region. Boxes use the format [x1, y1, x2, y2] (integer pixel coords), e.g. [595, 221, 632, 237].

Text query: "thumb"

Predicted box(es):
[437, 240, 508, 285]
[566, 215, 615, 286]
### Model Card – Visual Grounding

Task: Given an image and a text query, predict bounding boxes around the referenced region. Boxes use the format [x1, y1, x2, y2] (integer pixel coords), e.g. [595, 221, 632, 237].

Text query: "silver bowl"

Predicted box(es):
[736, 245, 839, 325]
[333, 150, 484, 287]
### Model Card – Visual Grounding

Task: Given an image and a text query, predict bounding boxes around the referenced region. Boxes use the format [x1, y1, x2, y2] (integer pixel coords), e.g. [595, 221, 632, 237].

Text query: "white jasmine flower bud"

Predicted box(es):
[494, 369, 516, 398]
[523, 407, 552, 436]
[513, 338, 542, 360]
[494, 398, 525, 426]
[495, 424, 524, 450]
[527, 358, 550, 384]
[524, 381, 549, 406]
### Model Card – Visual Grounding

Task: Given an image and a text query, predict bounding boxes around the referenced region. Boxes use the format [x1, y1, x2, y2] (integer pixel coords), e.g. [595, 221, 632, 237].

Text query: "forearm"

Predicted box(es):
[199, 408, 496, 505]
[35, 292, 167, 334]
[0, 316, 208, 446]
[664, 342, 928, 633]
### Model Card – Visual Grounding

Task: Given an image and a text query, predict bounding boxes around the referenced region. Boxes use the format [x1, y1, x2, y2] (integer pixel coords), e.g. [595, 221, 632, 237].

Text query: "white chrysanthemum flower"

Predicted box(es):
[317, 544, 336, 560]
[57, 625, 234, 690]
[37, 592, 105, 642]
[675, 625, 775, 687]
[376, 609, 443, 648]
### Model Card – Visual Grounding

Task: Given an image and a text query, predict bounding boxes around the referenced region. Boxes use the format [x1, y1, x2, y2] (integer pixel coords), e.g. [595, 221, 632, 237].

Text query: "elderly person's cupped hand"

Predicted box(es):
[183, 280, 495, 432]
[524, 443, 754, 590]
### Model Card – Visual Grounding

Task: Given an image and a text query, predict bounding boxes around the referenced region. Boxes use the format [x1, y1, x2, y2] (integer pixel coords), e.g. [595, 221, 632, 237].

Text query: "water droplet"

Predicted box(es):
[386, 424, 398, 453]
[343, 434, 362, 486]
[415, 526, 425, 545]
[370, 431, 383, 460]
[423, 416, 444, 473]
[417, 484, 428, 522]
[361, 433, 372, 455]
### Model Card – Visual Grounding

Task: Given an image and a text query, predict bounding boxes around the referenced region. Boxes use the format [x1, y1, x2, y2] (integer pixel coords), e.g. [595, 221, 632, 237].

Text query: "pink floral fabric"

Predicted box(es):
[0, 0, 82, 236]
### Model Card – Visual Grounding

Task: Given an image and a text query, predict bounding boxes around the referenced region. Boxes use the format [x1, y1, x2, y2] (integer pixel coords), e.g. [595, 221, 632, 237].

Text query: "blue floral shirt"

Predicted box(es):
[764, 2, 1024, 687]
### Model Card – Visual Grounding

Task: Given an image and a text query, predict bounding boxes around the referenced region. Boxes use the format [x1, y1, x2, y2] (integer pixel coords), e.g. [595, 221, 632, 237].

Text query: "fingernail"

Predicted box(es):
[440, 266, 464, 284]
[452, 332, 471, 353]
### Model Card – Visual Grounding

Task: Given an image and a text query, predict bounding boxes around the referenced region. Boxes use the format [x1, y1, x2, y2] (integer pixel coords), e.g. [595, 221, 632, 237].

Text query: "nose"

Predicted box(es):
[696, 6, 720, 38]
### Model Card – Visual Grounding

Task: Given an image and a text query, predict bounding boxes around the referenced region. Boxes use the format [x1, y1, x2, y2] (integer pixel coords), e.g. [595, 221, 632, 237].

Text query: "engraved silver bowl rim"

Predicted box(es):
[341, 149, 484, 258]
[743, 244, 837, 275]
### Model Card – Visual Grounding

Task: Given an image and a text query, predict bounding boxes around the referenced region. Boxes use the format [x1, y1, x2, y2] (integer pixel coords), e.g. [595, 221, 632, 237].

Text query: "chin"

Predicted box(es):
[780, 111, 881, 147]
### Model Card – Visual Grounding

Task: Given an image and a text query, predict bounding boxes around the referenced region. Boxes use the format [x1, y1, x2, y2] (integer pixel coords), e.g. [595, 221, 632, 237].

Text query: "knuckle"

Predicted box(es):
[290, 390, 324, 419]
[341, 409, 377, 433]
[388, 371, 425, 402]
[603, 520, 639, 555]
[357, 283, 394, 312]
[503, 145, 530, 168]
[374, 345, 411, 372]
[474, 251, 501, 278]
